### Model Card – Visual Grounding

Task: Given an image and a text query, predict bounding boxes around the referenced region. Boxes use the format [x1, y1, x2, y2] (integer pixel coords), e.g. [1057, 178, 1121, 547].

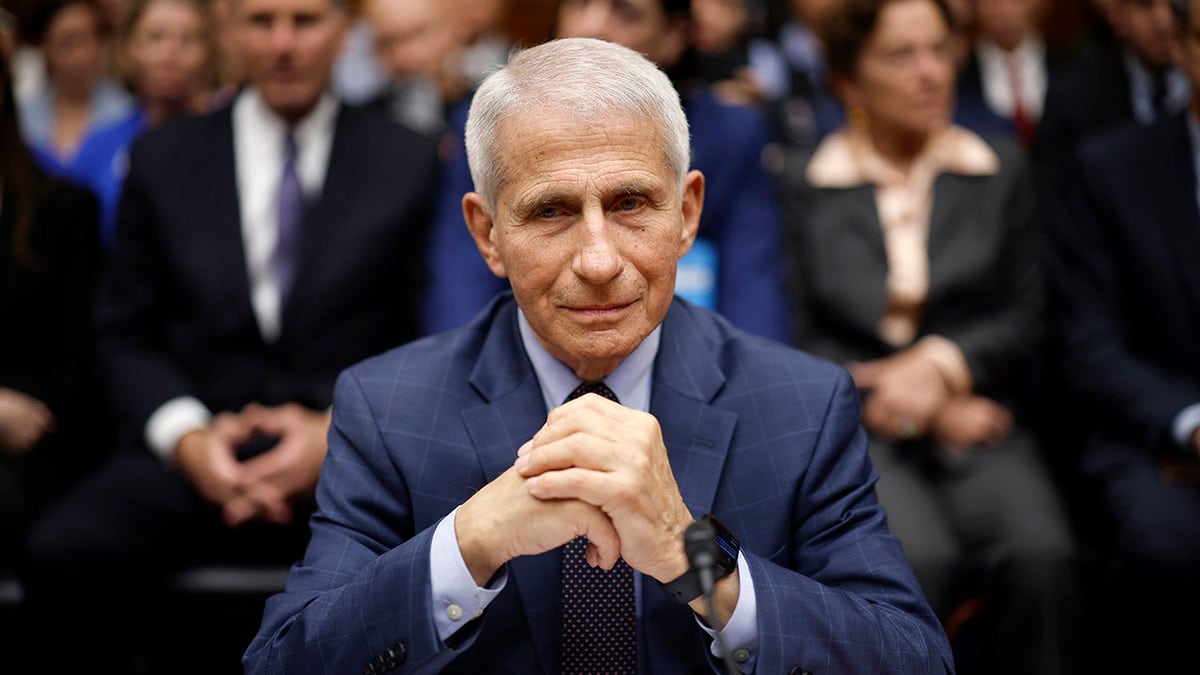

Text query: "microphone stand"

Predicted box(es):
[684, 521, 740, 675]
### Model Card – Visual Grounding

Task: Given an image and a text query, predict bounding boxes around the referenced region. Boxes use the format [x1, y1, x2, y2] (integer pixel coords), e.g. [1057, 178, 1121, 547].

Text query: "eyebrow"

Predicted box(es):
[510, 179, 666, 215]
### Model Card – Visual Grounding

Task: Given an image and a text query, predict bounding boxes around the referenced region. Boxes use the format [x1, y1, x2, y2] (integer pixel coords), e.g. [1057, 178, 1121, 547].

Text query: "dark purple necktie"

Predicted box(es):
[560, 381, 637, 674]
[275, 133, 302, 305]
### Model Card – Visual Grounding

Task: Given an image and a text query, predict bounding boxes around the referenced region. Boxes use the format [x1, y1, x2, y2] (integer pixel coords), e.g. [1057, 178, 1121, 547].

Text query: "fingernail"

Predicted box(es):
[514, 454, 528, 471]
[517, 440, 532, 457]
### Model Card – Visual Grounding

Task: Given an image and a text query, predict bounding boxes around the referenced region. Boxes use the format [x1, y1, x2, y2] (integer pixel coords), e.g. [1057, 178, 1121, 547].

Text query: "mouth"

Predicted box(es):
[563, 301, 635, 321]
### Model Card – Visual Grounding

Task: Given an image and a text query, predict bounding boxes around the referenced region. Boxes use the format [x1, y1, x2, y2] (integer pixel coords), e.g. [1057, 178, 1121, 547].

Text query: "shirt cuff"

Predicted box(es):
[430, 507, 507, 642]
[1171, 403, 1200, 449]
[145, 396, 213, 462]
[916, 335, 973, 396]
[694, 553, 759, 673]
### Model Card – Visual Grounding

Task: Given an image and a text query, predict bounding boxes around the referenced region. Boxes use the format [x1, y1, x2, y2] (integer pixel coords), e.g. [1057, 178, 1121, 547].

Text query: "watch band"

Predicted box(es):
[660, 515, 740, 605]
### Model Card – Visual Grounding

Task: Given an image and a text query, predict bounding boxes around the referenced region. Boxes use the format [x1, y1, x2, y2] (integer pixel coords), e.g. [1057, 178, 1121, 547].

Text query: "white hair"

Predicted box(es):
[464, 37, 692, 209]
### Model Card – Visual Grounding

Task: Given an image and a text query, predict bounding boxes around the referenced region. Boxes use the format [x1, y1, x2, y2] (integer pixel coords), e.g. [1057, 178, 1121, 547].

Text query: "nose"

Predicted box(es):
[572, 208, 623, 285]
[915, 47, 950, 85]
[270, 18, 297, 52]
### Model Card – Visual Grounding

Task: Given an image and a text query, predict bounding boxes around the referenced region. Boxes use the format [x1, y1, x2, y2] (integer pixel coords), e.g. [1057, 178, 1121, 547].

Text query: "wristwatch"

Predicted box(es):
[661, 514, 740, 605]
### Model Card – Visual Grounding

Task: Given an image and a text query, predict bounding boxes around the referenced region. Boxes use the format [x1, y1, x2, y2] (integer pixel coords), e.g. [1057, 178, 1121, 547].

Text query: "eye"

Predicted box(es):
[615, 196, 643, 211]
[537, 205, 561, 219]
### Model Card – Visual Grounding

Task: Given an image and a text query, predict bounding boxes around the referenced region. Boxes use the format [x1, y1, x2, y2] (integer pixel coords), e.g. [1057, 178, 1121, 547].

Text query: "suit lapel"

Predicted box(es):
[202, 111, 255, 329]
[649, 304, 737, 516]
[926, 172, 975, 301]
[461, 301, 560, 675]
[280, 104, 356, 332]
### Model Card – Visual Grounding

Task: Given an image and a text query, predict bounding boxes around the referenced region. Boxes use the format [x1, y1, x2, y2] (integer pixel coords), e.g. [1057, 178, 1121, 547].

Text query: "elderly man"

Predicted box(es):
[423, 0, 789, 344]
[246, 38, 951, 675]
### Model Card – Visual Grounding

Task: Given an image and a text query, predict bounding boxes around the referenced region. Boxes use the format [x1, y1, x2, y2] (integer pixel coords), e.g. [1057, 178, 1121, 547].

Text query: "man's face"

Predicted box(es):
[973, 0, 1042, 50]
[365, 0, 451, 82]
[556, 0, 687, 68]
[464, 108, 702, 380]
[1112, 0, 1174, 68]
[234, 0, 346, 122]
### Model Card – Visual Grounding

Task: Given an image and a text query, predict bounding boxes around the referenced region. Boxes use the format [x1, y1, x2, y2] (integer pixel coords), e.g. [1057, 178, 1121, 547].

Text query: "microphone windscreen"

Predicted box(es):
[684, 520, 718, 569]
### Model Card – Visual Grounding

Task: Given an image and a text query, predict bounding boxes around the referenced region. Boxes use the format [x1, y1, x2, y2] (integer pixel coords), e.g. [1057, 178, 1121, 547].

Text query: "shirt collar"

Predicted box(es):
[517, 309, 661, 414]
[805, 124, 1000, 189]
[976, 35, 1045, 69]
[234, 87, 339, 148]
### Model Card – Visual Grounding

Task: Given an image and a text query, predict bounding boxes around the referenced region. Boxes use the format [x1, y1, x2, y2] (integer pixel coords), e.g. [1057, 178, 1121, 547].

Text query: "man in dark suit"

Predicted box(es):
[1053, 0, 1200, 670]
[245, 37, 952, 675]
[1038, 0, 1189, 165]
[19, 0, 439, 669]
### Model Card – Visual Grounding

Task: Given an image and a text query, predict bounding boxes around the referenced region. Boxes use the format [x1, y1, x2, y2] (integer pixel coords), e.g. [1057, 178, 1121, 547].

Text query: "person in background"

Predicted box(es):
[245, 36, 952, 675]
[774, 0, 844, 149]
[1051, 0, 1200, 670]
[1038, 0, 1189, 168]
[689, 0, 787, 107]
[423, 0, 790, 344]
[19, 0, 440, 669]
[448, 0, 511, 91]
[18, 0, 132, 175]
[779, 0, 1078, 673]
[956, 0, 1053, 145]
[363, 0, 463, 135]
[0, 44, 103, 576]
[329, 1, 389, 105]
[71, 0, 216, 247]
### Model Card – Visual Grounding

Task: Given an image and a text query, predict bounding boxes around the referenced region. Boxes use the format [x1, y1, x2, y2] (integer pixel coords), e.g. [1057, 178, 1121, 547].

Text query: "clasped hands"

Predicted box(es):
[174, 403, 330, 528]
[456, 393, 703, 605]
[851, 350, 1011, 451]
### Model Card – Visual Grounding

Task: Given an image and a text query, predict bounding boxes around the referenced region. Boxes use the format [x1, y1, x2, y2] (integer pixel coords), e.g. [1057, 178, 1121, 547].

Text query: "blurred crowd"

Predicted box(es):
[0, 0, 1197, 673]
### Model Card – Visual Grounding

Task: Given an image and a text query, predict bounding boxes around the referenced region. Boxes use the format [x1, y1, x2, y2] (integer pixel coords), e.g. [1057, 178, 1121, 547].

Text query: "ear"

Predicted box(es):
[463, 192, 509, 278]
[677, 170, 704, 259]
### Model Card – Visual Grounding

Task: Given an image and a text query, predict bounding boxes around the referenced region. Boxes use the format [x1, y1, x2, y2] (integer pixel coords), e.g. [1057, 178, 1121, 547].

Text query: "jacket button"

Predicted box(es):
[362, 664, 377, 675]
[392, 641, 407, 664]
[789, 669, 813, 675]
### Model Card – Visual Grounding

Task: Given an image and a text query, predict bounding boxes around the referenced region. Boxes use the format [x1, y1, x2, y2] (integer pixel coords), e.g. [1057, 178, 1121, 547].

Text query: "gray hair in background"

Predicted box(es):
[464, 37, 692, 210]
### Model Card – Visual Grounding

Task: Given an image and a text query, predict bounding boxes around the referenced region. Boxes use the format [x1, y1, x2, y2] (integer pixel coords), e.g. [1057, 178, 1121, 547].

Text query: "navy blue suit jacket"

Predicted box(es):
[246, 296, 952, 674]
[421, 89, 790, 343]
[96, 102, 439, 439]
[1054, 113, 1200, 458]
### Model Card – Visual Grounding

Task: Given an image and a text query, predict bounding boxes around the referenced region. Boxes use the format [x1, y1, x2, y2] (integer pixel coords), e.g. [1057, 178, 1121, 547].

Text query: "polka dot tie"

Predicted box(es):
[560, 381, 637, 674]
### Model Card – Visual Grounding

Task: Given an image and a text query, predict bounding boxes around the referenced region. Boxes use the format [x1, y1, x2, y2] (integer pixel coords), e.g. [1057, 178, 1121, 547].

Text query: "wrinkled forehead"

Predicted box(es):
[491, 105, 674, 196]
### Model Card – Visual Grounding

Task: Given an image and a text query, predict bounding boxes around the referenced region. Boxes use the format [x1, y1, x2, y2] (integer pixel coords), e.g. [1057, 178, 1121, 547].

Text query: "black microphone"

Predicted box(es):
[684, 521, 740, 675]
